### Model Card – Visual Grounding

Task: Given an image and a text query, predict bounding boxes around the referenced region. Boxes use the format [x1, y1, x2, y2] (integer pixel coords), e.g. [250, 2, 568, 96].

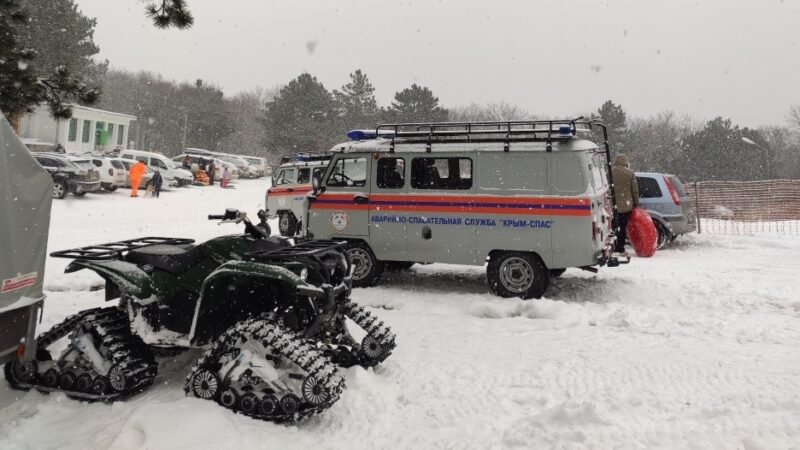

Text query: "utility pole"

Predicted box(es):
[181, 111, 188, 151]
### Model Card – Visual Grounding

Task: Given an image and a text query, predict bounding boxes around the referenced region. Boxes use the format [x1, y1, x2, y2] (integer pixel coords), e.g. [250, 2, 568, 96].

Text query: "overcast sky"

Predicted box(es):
[75, 0, 800, 128]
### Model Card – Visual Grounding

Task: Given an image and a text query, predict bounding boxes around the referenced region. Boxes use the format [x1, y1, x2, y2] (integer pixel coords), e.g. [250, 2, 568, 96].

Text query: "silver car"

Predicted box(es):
[635, 172, 697, 248]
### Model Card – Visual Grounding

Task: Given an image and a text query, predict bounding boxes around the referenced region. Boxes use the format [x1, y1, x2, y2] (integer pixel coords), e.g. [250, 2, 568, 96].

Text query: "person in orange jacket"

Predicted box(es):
[129, 160, 146, 197]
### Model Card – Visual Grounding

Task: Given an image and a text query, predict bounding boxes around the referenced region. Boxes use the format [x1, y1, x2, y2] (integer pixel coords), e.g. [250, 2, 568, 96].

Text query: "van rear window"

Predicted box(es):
[411, 157, 472, 190]
[637, 177, 663, 198]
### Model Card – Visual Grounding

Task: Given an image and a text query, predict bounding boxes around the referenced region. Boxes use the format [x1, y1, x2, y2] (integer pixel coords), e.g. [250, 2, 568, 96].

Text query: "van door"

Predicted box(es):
[268, 168, 296, 217]
[309, 155, 370, 239]
[406, 155, 477, 264]
[368, 156, 408, 261]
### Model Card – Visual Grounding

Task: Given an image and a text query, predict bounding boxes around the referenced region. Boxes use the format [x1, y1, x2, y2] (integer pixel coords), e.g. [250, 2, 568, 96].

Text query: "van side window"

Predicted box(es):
[152, 159, 168, 170]
[411, 157, 472, 190]
[297, 168, 311, 184]
[377, 157, 405, 189]
[327, 157, 367, 187]
[135, 156, 148, 164]
[637, 177, 662, 198]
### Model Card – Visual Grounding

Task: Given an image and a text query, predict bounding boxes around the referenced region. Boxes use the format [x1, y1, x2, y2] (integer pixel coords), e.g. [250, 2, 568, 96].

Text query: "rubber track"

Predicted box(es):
[185, 315, 345, 424]
[5, 307, 158, 401]
[341, 301, 397, 367]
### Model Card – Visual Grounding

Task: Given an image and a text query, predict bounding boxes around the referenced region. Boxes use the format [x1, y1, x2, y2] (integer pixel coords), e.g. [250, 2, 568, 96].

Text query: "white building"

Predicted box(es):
[19, 105, 136, 153]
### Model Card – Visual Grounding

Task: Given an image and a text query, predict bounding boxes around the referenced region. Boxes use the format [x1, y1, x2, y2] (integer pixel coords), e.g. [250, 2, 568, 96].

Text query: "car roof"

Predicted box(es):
[328, 137, 599, 154]
[635, 171, 675, 178]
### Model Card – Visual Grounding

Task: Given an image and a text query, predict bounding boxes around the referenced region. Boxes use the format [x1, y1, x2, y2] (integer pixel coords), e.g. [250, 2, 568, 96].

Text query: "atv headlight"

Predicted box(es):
[300, 268, 308, 281]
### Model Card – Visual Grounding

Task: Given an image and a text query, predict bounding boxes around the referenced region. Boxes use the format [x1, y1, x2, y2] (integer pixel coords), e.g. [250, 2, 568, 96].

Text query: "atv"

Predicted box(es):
[4, 209, 396, 423]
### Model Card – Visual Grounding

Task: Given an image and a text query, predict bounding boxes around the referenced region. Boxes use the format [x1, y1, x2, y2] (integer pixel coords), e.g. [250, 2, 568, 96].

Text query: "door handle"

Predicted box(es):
[354, 194, 369, 204]
[421, 226, 432, 239]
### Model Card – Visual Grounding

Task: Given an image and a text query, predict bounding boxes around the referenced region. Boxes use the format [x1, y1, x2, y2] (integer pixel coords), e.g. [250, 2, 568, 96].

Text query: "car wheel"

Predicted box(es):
[278, 212, 297, 237]
[72, 191, 87, 197]
[654, 221, 672, 250]
[174, 178, 182, 188]
[104, 185, 118, 192]
[52, 180, 67, 199]
[487, 251, 549, 300]
[345, 241, 384, 288]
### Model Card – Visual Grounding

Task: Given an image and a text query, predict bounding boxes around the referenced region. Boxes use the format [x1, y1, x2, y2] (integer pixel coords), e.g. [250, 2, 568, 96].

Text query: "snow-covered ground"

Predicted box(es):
[1, 179, 799, 449]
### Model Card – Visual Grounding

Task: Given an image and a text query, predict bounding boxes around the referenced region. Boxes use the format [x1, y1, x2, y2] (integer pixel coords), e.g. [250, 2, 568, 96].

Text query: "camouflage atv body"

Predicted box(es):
[4, 210, 396, 423]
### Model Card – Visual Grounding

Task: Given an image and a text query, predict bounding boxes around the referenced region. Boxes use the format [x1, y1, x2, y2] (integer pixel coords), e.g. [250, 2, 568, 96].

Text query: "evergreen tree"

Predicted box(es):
[263, 73, 338, 154]
[385, 84, 448, 123]
[592, 100, 628, 152]
[334, 69, 378, 129]
[145, 0, 193, 28]
[0, 0, 99, 129]
[681, 117, 761, 181]
[18, 0, 107, 85]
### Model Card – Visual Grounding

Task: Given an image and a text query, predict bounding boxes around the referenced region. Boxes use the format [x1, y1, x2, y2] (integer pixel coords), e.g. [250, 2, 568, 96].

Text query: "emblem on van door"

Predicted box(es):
[331, 211, 349, 232]
[278, 196, 287, 206]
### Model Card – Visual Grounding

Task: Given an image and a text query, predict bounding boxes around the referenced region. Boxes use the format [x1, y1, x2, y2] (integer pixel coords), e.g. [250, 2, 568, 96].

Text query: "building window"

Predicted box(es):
[117, 125, 125, 146]
[107, 124, 115, 143]
[67, 118, 78, 142]
[377, 157, 405, 189]
[81, 120, 91, 143]
[411, 157, 472, 190]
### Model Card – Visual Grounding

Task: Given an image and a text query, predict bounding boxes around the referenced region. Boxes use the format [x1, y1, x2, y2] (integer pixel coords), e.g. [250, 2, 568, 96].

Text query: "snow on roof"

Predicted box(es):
[67, 104, 137, 120]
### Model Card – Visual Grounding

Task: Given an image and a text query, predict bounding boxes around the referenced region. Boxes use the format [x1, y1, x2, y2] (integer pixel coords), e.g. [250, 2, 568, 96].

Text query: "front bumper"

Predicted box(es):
[72, 180, 102, 193]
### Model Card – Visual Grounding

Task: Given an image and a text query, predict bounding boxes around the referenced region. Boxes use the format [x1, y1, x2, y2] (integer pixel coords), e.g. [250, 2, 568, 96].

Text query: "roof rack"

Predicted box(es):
[376, 119, 593, 152]
[50, 237, 195, 260]
[278, 153, 332, 165]
[251, 239, 346, 260]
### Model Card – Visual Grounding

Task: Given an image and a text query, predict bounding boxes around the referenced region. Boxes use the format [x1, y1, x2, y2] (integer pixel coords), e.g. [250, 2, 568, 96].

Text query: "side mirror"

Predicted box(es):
[271, 176, 277, 187]
[312, 173, 323, 195]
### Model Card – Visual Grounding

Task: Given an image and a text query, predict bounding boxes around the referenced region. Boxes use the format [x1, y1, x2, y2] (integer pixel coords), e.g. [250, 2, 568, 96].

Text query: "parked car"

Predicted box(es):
[32, 153, 101, 199]
[171, 154, 240, 180]
[83, 154, 126, 192]
[240, 155, 267, 177]
[118, 159, 154, 189]
[635, 172, 697, 248]
[119, 149, 193, 187]
[214, 154, 256, 179]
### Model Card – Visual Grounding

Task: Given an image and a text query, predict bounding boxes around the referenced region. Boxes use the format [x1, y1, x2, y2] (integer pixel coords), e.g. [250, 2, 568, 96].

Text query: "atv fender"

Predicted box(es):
[65, 260, 153, 300]
[188, 260, 319, 345]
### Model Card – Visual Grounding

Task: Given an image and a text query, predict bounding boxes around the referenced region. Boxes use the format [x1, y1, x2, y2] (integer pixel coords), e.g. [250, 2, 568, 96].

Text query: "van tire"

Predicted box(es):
[344, 241, 384, 288]
[278, 212, 297, 237]
[487, 252, 549, 300]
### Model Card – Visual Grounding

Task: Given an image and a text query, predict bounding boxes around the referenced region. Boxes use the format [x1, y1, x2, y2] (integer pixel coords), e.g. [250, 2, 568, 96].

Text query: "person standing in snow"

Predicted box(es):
[129, 160, 146, 197]
[207, 160, 216, 186]
[611, 154, 639, 256]
[220, 166, 230, 188]
[147, 170, 163, 198]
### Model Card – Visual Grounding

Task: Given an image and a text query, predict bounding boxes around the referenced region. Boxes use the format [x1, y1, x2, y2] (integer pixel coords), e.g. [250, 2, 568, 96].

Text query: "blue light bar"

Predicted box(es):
[347, 129, 395, 141]
[558, 125, 573, 136]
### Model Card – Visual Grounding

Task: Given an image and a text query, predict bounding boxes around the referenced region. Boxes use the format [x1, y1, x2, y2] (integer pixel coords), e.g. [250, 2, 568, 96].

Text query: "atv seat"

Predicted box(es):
[126, 245, 207, 274]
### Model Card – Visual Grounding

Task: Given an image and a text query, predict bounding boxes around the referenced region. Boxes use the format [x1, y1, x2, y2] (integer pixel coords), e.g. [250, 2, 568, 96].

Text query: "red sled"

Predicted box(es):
[626, 208, 657, 257]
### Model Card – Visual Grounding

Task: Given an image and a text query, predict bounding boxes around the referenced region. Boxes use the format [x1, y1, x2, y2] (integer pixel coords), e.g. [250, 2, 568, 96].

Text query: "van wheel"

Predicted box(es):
[72, 191, 87, 197]
[487, 252, 549, 300]
[278, 212, 297, 237]
[655, 222, 672, 249]
[345, 242, 384, 288]
[52, 180, 67, 199]
[384, 261, 415, 271]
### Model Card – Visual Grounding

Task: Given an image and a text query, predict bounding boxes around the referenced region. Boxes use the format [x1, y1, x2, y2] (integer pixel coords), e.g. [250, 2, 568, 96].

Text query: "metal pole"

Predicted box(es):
[182, 111, 188, 152]
[695, 181, 701, 234]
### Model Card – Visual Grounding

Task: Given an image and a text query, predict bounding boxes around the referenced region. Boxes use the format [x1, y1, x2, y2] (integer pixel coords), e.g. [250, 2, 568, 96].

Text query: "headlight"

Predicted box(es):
[300, 268, 308, 281]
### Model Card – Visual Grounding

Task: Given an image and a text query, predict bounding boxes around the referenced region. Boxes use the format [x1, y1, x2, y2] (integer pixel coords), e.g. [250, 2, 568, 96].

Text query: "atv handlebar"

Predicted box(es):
[208, 214, 225, 220]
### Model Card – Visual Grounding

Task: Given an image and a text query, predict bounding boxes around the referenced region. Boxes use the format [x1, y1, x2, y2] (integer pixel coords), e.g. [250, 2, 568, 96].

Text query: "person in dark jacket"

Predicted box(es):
[147, 170, 164, 198]
[207, 161, 216, 186]
[611, 154, 640, 256]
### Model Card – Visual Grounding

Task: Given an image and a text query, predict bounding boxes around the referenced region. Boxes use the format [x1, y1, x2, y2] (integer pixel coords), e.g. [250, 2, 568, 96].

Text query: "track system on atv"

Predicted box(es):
[4, 307, 157, 401]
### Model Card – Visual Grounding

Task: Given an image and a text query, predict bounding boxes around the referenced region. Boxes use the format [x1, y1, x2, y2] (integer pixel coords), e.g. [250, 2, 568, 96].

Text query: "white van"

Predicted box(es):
[304, 120, 626, 299]
[120, 150, 193, 187]
[266, 155, 330, 236]
[240, 155, 267, 177]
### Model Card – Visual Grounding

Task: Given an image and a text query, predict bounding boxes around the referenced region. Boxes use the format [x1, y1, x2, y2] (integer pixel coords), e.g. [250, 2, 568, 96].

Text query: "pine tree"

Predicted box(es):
[145, 0, 193, 28]
[263, 73, 338, 154]
[19, 0, 107, 84]
[385, 84, 448, 123]
[592, 100, 628, 152]
[0, 0, 100, 130]
[334, 69, 378, 129]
